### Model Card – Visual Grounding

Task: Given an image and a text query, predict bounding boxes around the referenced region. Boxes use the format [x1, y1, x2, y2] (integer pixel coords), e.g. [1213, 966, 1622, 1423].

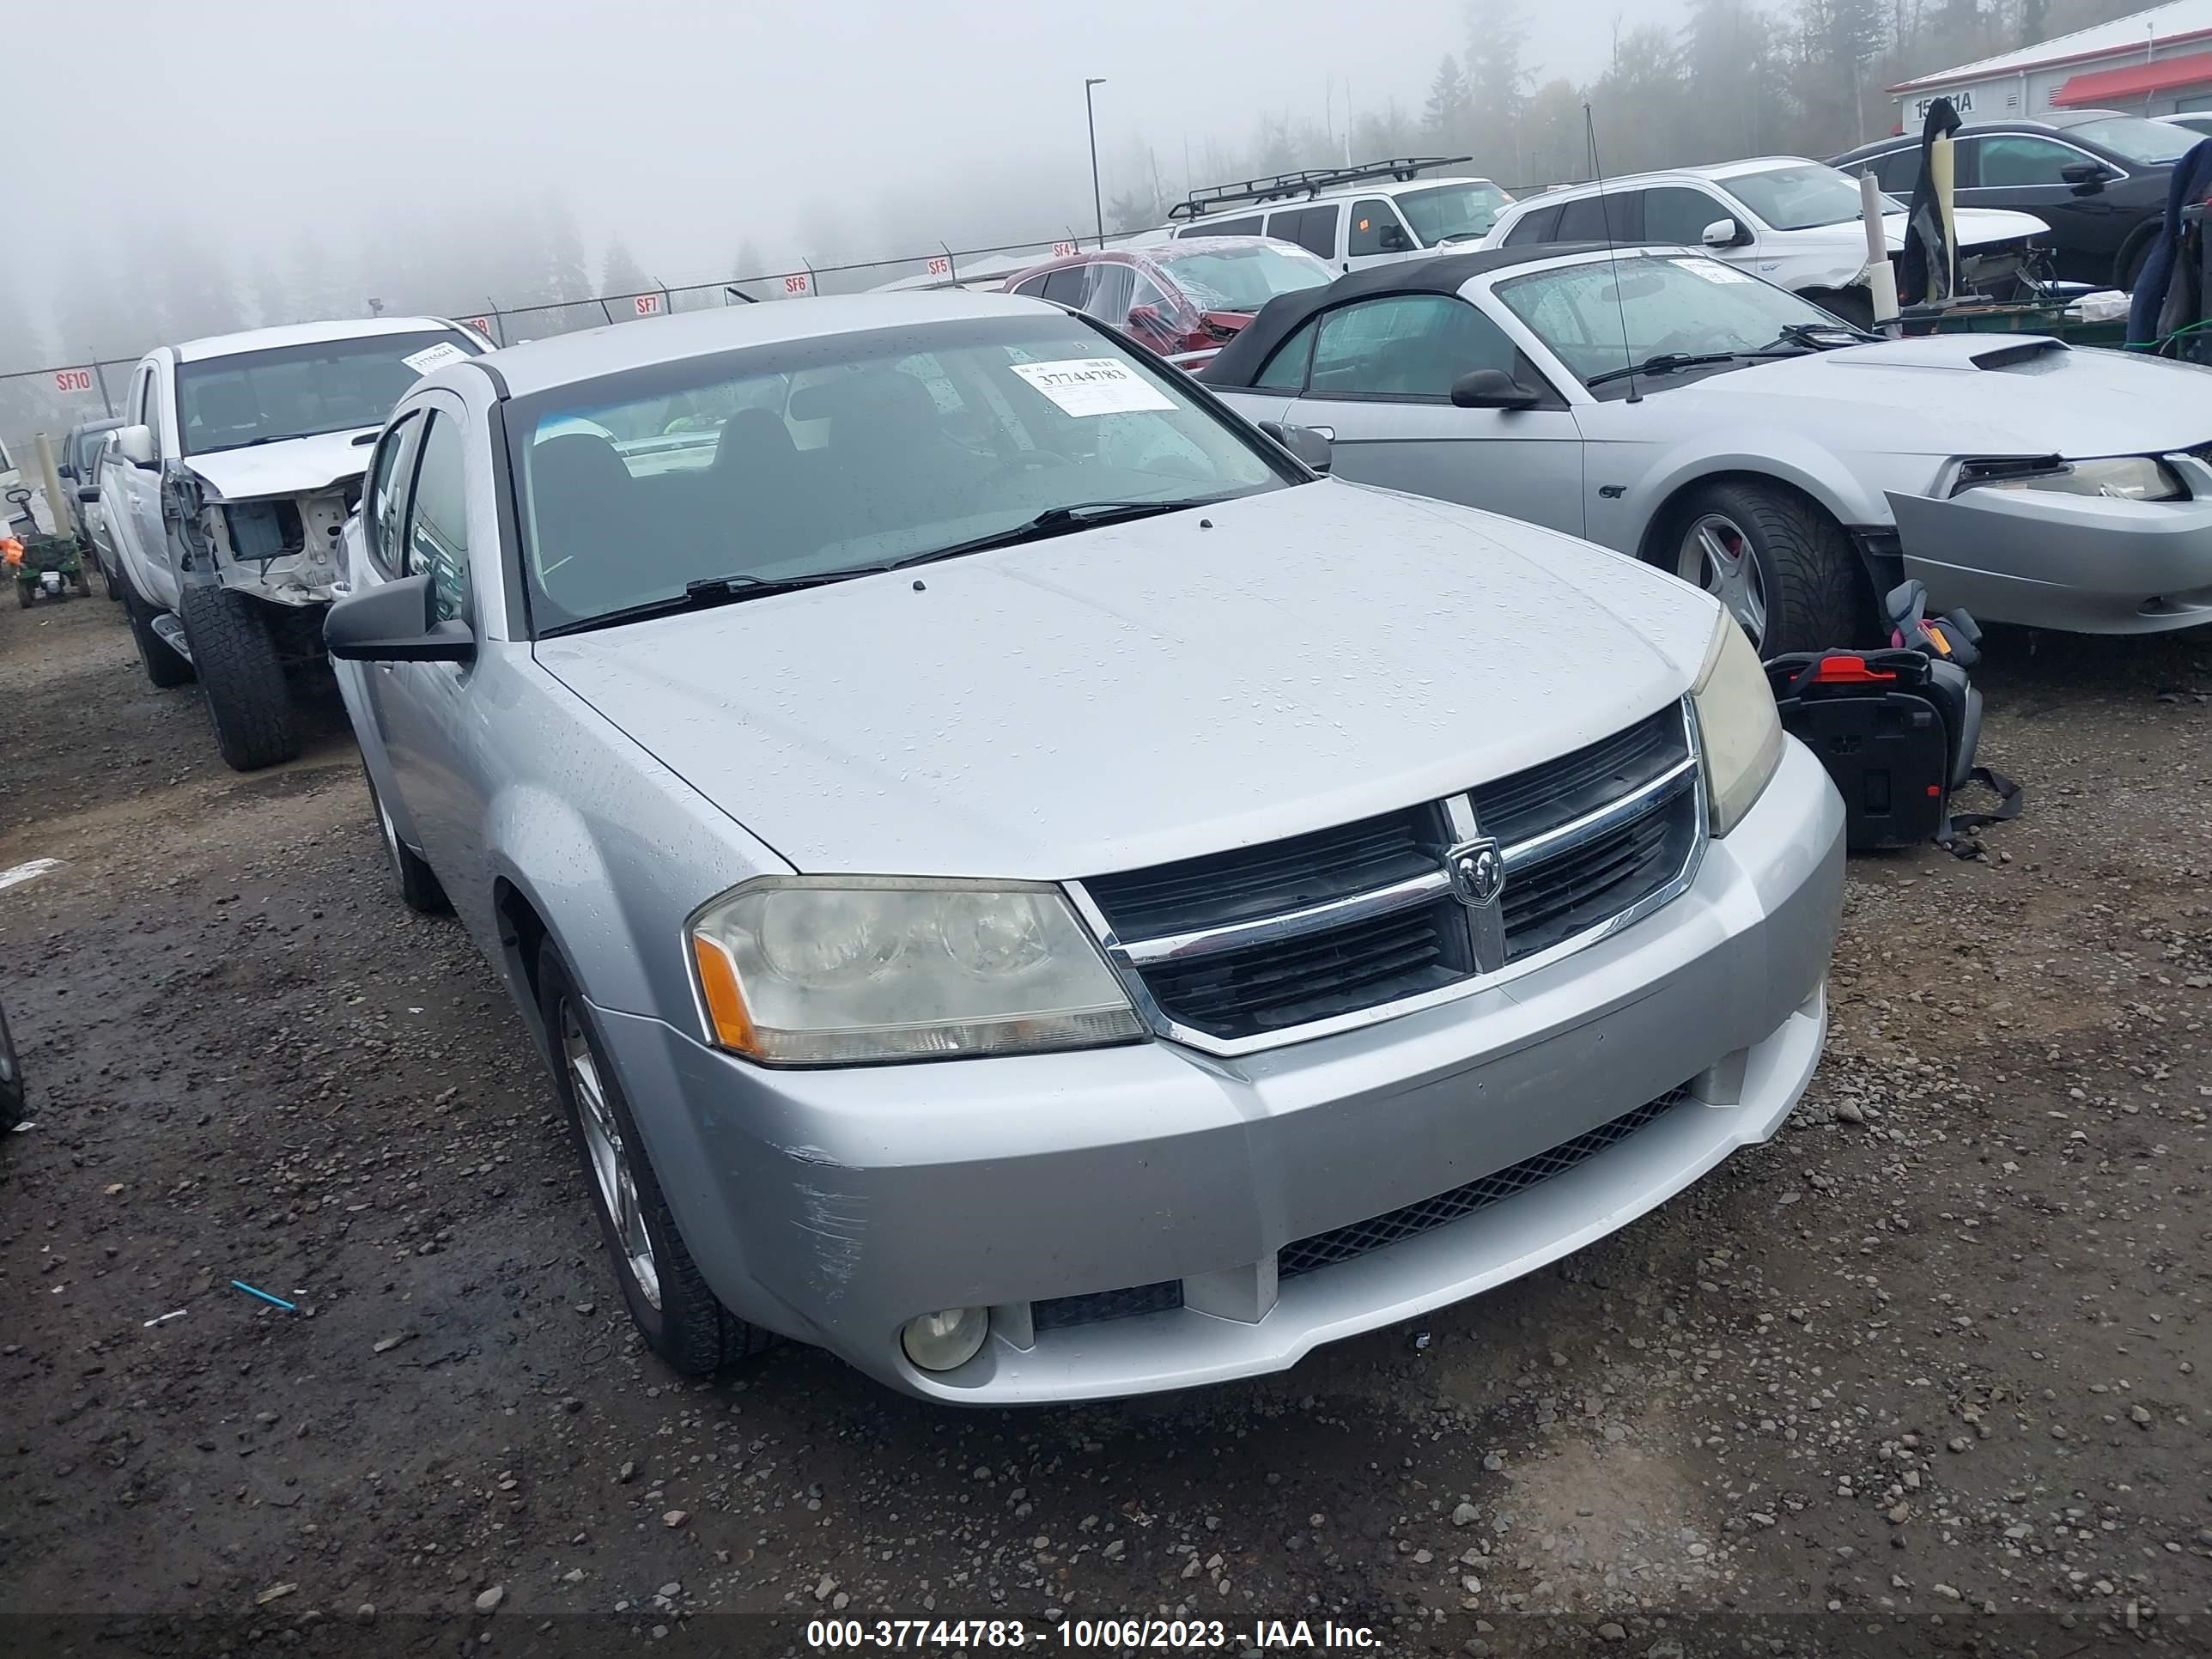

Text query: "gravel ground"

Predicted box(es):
[1, 589, 2207, 1659]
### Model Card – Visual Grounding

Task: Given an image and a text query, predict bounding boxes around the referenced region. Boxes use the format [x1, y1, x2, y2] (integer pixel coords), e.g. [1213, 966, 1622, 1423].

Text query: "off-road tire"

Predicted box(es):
[177, 586, 298, 772]
[363, 763, 449, 915]
[1668, 479, 1868, 658]
[2117, 231, 2154, 295]
[70, 566, 90, 596]
[538, 941, 776, 1376]
[15, 580, 29, 611]
[121, 576, 195, 688]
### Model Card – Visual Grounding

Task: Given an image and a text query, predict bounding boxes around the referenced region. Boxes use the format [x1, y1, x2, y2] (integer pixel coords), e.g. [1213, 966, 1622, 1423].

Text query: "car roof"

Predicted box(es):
[1833, 107, 2137, 159]
[174, 316, 467, 363]
[471, 292, 1071, 398]
[64, 415, 124, 436]
[1502, 157, 1832, 209]
[1201, 243, 1615, 385]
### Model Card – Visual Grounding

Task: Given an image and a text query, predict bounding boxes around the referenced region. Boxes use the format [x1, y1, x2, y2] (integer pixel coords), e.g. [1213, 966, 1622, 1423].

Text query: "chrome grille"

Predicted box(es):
[1078, 702, 1702, 1052]
[1277, 1085, 1691, 1279]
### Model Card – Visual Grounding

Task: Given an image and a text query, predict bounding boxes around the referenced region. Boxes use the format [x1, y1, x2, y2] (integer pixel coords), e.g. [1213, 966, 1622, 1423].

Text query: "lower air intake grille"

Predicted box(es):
[1277, 1085, 1692, 1280]
[1031, 1279, 1183, 1334]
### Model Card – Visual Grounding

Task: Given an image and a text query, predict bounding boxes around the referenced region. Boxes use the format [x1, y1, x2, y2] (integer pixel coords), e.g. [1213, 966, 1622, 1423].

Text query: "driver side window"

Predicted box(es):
[365, 413, 423, 581]
[1308, 295, 1519, 399]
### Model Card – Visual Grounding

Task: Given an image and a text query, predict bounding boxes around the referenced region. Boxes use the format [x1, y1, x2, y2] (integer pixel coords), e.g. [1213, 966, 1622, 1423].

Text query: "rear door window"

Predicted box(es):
[1501, 204, 1564, 246]
[1181, 215, 1265, 239]
[1083, 263, 1138, 325]
[1040, 265, 1089, 307]
[1267, 205, 1339, 259]
[1556, 192, 1634, 241]
[1255, 319, 1319, 392]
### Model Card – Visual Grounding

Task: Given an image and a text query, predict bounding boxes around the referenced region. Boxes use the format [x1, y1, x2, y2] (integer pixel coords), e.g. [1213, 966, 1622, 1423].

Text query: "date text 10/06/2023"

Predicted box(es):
[806, 1619, 1382, 1650]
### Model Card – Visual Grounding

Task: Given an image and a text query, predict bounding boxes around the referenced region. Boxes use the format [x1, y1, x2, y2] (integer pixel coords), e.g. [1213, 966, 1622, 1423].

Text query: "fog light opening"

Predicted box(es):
[901, 1306, 989, 1372]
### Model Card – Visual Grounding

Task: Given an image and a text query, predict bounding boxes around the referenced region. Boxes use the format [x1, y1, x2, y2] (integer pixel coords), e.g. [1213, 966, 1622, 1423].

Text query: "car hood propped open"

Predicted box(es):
[535, 483, 1719, 880]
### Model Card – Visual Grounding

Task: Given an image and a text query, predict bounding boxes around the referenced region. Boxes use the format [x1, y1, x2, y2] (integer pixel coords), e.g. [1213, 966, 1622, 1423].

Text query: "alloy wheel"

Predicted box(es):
[1678, 513, 1768, 649]
[562, 1004, 660, 1310]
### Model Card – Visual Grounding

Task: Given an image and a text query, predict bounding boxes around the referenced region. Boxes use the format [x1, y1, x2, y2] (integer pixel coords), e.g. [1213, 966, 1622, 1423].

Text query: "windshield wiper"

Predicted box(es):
[538, 568, 886, 638]
[1585, 352, 1741, 389]
[883, 498, 1216, 570]
[1763, 320, 1881, 351]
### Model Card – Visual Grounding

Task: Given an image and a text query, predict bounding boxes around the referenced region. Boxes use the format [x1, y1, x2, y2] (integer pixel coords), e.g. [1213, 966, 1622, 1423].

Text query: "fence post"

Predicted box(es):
[91, 361, 114, 417]
[942, 241, 957, 287]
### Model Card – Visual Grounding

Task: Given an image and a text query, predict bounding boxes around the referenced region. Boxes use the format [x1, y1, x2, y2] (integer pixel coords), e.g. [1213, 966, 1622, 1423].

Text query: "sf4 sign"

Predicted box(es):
[53, 368, 94, 394]
[926, 256, 951, 276]
[634, 293, 662, 316]
[1052, 240, 1078, 258]
[783, 272, 811, 297]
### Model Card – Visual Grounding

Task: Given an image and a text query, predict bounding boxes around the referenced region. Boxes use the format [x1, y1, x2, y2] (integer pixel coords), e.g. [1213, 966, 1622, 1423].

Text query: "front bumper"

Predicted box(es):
[1889, 480, 2212, 635]
[593, 739, 1844, 1404]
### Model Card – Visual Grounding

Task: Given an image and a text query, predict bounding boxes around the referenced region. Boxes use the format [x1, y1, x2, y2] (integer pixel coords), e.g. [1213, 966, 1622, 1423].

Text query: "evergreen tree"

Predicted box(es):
[1424, 55, 1471, 149]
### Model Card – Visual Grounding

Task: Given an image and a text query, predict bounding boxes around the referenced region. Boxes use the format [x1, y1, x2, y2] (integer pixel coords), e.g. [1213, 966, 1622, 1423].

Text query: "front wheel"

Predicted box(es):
[537, 941, 775, 1376]
[1665, 480, 1867, 658]
[177, 586, 298, 771]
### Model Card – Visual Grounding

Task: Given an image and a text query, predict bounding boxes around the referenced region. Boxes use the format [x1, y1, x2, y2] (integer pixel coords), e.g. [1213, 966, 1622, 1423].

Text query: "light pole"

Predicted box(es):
[1085, 77, 1108, 248]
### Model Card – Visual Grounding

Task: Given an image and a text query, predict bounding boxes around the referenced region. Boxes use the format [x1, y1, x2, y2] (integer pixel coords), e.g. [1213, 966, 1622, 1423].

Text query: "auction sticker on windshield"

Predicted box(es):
[1671, 259, 1755, 284]
[402, 341, 471, 375]
[1010, 358, 1176, 417]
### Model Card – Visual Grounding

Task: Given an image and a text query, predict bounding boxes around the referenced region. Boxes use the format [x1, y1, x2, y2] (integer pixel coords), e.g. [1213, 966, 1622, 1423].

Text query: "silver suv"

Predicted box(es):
[325, 294, 1844, 1402]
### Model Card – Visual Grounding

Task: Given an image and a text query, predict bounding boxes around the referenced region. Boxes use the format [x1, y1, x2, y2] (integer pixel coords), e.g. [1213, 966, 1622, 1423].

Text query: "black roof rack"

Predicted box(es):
[1168, 156, 1475, 221]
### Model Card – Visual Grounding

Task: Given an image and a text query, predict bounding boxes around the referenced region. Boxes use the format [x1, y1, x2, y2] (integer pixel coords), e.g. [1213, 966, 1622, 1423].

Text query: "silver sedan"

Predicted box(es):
[326, 293, 1839, 1402]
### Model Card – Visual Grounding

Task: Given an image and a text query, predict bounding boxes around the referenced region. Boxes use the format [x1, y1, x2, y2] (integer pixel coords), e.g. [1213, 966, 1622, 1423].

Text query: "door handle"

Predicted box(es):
[1308, 425, 1335, 441]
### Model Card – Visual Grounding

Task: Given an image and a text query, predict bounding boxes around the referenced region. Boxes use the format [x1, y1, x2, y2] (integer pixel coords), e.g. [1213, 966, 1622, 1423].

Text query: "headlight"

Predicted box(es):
[1963, 455, 2185, 501]
[687, 877, 1145, 1065]
[1692, 612, 1785, 837]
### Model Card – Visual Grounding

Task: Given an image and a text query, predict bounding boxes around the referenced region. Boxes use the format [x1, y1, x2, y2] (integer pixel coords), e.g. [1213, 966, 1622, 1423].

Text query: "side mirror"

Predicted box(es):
[115, 423, 158, 469]
[1449, 368, 1543, 410]
[1702, 217, 1752, 249]
[323, 573, 474, 664]
[56, 462, 76, 482]
[2061, 160, 2110, 194]
[76, 485, 100, 504]
[1257, 420, 1332, 474]
[1377, 224, 1412, 252]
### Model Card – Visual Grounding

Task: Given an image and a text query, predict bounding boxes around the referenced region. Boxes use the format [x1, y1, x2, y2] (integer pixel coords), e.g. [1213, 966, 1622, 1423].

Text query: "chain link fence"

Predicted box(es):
[0, 229, 1100, 461]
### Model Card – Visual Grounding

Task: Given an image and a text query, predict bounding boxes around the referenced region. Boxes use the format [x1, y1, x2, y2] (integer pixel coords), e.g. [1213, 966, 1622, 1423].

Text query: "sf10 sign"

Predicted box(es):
[783, 272, 812, 297]
[54, 368, 94, 394]
[634, 293, 662, 316]
[1052, 240, 1078, 258]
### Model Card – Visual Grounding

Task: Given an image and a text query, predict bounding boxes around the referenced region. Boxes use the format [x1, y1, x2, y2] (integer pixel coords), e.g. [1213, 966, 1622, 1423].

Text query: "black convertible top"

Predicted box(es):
[1200, 242, 1614, 387]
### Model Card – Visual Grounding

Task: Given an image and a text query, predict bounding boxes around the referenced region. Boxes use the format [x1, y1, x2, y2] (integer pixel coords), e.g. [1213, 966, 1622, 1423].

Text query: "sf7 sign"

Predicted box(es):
[634, 293, 662, 316]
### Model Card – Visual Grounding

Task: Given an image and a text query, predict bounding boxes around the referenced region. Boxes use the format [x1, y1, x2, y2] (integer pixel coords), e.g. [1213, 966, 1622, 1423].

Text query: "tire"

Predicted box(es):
[1808, 286, 1875, 330]
[177, 585, 298, 772]
[103, 558, 125, 602]
[15, 580, 29, 611]
[363, 763, 449, 914]
[2117, 232, 2154, 295]
[537, 940, 775, 1376]
[0, 996, 23, 1133]
[1662, 479, 1867, 658]
[121, 574, 195, 688]
[70, 564, 90, 596]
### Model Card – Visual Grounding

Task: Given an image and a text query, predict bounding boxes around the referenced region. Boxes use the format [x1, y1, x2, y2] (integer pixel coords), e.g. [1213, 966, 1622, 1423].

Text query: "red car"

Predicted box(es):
[1003, 238, 1334, 370]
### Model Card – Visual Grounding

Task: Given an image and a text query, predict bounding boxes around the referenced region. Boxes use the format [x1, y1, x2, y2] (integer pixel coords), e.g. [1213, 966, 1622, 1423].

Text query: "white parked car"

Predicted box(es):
[1483, 158, 2049, 325]
[97, 317, 489, 769]
[1168, 156, 1516, 275]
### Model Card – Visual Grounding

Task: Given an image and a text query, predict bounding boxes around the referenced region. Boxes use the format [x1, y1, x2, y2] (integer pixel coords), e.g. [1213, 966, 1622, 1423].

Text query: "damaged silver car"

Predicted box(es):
[1206, 243, 2212, 653]
[324, 294, 1843, 1403]
[96, 318, 487, 769]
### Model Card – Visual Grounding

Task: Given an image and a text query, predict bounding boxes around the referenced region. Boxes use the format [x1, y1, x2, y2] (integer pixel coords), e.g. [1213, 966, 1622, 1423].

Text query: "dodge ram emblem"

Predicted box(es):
[1447, 838, 1506, 908]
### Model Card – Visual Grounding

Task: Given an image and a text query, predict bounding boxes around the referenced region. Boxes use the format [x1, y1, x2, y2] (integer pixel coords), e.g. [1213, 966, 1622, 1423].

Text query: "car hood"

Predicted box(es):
[1648, 336, 2212, 457]
[534, 483, 1718, 880]
[1877, 206, 2049, 251]
[179, 427, 377, 501]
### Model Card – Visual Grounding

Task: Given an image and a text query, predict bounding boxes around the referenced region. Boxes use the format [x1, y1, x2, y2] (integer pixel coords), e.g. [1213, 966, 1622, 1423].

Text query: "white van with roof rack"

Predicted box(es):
[1167, 156, 1516, 275]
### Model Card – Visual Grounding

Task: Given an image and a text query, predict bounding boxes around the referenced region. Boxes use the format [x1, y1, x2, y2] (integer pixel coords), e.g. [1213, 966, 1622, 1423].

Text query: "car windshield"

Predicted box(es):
[175, 329, 482, 457]
[1396, 182, 1513, 245]
[2065, 115, 2197, 166]
[1723, 163, 1869, 230]
[1158, 244, 1334, 311]
[1496, 253, 1841, 389]
[507, 316, 1292, 634]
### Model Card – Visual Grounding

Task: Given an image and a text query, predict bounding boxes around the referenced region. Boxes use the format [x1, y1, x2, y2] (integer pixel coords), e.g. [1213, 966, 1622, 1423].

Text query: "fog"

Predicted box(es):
[5, 0, 1679, 361]
[0, 0, 2154, 393]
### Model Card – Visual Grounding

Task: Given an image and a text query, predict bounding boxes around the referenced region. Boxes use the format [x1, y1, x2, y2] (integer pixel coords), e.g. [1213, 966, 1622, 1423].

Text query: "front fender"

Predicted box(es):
[1592, 425, 1899, 557]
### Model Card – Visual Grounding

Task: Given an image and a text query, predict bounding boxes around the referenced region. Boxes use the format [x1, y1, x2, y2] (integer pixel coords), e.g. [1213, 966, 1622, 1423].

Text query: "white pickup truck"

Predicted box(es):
[97, 317, 488, 769]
